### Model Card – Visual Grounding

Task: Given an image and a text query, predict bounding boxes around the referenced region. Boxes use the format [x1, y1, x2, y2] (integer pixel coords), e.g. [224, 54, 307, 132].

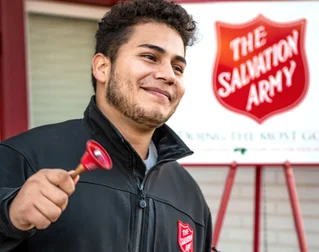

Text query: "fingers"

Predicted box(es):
[25, 205, 52, 230]
[68, 170, 80, 185]
[9, 168, 78, 231]
[33, 195, 63, 224]
[40, 182, 69, 211]
[45, 169, 76, 196]
[73, 175, 80, 185]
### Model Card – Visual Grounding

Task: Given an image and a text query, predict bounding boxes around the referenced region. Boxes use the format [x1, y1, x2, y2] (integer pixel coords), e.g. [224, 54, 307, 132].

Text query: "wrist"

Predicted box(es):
[0, 188, 36, 239]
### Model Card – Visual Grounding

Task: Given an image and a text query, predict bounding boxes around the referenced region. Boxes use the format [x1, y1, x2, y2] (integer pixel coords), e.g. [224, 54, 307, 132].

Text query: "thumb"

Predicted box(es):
[68, 170, 80, 185]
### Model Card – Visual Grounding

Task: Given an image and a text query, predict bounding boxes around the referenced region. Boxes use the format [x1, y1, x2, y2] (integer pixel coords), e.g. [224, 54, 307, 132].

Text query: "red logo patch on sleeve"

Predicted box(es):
[178, 220, 194, 252]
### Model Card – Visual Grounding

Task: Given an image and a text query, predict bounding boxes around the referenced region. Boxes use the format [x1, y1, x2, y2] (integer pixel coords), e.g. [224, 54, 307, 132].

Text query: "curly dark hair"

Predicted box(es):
[91, 0, 197, 92]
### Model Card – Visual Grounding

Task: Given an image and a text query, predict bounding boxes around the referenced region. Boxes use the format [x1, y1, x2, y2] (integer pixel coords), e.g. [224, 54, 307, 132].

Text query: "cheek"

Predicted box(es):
[129, 60, 153, 80]
[176, 83, 186, 101]
[116, 58, 146, 82]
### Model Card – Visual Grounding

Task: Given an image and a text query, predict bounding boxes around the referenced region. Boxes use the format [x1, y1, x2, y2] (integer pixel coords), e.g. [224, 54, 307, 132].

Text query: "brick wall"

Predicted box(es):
[187, 167, 319, 252]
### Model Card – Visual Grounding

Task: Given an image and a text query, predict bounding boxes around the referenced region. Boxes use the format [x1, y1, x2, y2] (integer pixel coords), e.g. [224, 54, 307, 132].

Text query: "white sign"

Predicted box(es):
[167, 1, 319, 164]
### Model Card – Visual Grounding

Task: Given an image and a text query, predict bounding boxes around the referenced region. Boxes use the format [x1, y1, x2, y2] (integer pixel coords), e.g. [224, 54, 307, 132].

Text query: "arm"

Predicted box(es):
[204, 209, 213, 252]
[0, 145, 36, 251]
[0, 144, 78, 251]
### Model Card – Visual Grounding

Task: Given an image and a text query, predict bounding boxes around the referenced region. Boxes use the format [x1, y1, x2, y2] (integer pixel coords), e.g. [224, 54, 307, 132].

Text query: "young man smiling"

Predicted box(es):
[0, 0, 213, 251]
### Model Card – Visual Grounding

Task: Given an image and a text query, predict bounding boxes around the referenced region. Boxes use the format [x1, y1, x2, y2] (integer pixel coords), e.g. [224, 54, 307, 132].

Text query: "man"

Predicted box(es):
[0, 0, 213, 251]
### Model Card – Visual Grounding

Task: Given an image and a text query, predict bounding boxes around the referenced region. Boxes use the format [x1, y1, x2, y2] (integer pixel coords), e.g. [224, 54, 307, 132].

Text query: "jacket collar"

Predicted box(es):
[83, 96, 193, 168]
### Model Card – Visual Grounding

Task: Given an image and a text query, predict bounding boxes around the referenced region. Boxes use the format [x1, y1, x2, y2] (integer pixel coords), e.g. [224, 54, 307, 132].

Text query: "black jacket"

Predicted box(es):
[0, 97, 212, 252]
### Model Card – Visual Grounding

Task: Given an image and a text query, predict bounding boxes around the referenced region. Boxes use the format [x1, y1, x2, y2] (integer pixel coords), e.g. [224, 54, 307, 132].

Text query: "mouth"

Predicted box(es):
[141, 87, 171, 101]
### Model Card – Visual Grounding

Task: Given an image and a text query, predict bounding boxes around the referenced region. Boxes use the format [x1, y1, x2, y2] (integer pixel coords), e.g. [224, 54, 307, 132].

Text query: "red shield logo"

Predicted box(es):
[178, 221, 194, 252]
[212, 15, 309, 123]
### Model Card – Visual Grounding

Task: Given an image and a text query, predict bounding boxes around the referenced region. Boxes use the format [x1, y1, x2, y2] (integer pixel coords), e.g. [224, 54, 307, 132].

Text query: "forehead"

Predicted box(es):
[125, 22, 185, 57]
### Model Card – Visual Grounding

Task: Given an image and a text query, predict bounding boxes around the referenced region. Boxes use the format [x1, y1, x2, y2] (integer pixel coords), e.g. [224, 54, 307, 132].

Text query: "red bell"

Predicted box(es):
[71, 140, 112, 178]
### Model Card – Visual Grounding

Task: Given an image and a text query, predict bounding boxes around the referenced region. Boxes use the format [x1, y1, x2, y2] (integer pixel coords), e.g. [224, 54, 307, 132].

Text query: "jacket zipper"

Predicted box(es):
[119, 135, 192, 252]
[134, 183, 146, 252]
[133, 154, 192, 252]
[134, 162, 158, 252]
[119, 137, 147, 252]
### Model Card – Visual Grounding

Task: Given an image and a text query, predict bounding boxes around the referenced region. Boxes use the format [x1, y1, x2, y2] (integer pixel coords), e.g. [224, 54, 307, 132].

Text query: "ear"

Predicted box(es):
[92, 53, 111, 84]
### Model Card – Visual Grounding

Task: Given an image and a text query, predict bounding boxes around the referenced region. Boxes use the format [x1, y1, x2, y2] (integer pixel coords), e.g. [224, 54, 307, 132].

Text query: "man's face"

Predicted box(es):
[105, 22, 186, 128]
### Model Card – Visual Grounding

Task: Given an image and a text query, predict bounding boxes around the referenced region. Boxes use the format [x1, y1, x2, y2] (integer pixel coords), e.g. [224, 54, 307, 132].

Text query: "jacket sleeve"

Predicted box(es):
[0, 144, 36, 251]
[204, 209, 213, 252]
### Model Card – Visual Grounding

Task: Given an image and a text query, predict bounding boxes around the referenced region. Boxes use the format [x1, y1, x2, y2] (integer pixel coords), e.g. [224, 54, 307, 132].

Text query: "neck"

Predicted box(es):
[96, 96, 154, 160]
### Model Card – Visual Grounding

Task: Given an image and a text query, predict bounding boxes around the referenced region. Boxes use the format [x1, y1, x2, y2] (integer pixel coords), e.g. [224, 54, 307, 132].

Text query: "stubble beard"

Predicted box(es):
[106, 69, 172, 129]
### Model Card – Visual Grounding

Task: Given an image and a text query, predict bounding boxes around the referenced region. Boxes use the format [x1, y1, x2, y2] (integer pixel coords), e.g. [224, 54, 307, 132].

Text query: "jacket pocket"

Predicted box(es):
[146, 198, 206, 252]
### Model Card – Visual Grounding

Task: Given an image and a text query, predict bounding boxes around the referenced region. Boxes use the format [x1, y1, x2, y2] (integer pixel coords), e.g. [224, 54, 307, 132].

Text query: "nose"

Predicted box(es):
[154, 62, 176, 85]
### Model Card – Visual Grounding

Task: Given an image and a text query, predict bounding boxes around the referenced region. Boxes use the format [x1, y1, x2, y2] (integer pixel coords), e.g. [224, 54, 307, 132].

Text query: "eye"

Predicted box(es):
[173, 65, 184, 74]
[141, 54, 156, 61]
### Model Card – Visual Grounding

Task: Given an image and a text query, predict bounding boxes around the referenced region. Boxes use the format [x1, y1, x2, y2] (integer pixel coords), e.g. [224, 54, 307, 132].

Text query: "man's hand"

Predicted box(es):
[9, 169, 79, 231]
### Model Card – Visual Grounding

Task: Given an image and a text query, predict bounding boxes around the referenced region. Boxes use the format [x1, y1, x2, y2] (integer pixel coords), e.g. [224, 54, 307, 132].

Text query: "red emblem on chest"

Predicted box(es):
[212, 14, 309, 123]
[178, 220, 194, 252]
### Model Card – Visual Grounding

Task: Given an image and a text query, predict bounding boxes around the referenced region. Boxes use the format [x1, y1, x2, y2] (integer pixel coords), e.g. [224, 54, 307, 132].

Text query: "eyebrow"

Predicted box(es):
[138, 43, 187, 65]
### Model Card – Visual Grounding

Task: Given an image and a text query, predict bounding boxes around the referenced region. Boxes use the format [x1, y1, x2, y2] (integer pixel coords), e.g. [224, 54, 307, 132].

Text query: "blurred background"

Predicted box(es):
[0, 0, 318, 251]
